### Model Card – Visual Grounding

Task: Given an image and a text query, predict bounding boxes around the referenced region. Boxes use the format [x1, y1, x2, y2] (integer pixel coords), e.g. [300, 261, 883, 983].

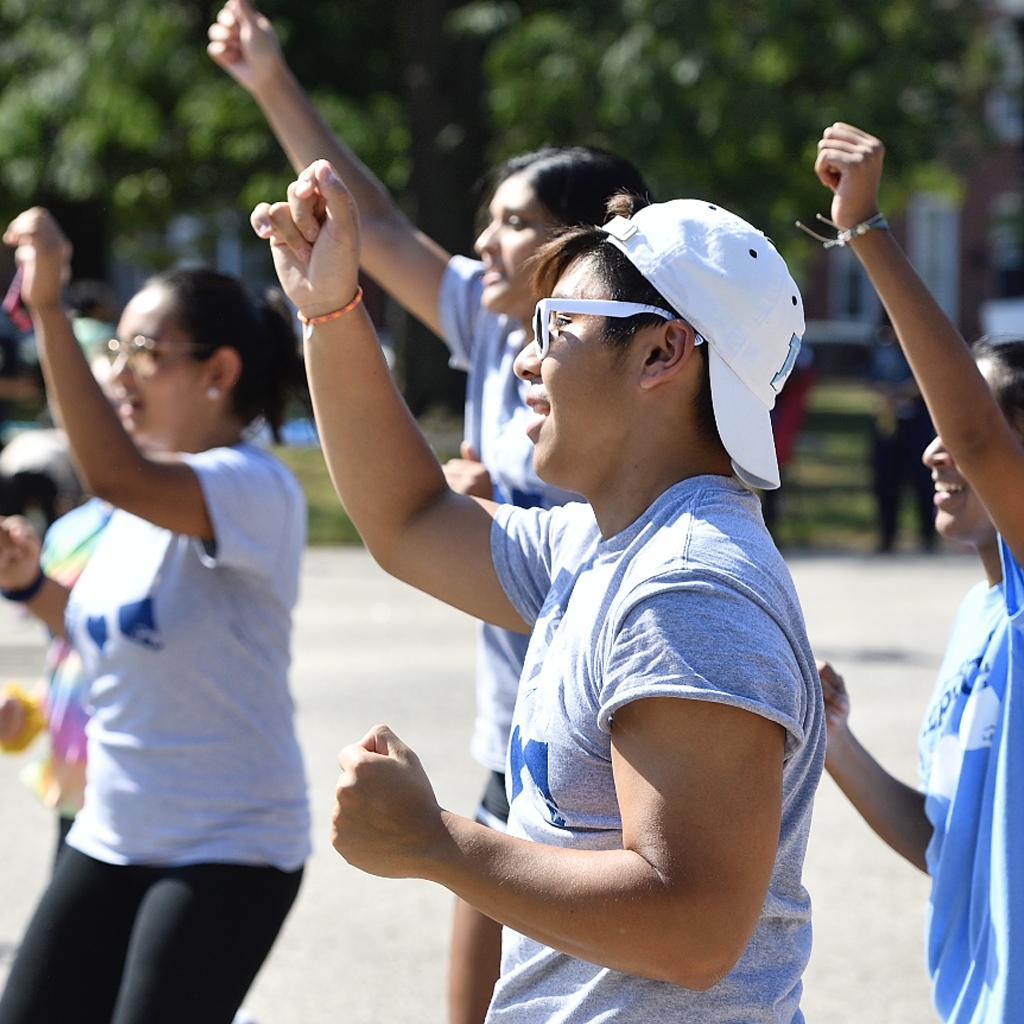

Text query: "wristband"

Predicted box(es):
[795, 212, 889, 248]
[296, 287, 364, 341]
[1, 567, 46, 603]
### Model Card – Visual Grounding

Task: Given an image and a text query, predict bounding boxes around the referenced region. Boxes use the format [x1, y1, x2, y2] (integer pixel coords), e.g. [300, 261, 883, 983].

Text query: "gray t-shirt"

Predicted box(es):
[489, 475, 824, 1023]
[65, 443, 311, 871]
[439, 255, 577, 772]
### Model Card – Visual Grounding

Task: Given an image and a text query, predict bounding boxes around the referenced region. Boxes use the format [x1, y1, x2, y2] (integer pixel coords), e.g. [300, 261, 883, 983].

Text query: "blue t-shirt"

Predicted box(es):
[918, 538, 1024, 1022]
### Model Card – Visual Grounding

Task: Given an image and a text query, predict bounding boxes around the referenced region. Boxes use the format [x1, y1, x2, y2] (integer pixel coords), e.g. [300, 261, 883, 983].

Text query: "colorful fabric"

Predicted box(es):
[16, 498, 111, 815]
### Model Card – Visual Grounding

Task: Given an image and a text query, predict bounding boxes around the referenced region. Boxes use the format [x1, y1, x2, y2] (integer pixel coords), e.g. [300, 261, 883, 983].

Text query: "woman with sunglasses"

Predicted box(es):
[208, 5, 651, 1019]
[0, 208, 310, 1024]
[252, 161, 823, 1023]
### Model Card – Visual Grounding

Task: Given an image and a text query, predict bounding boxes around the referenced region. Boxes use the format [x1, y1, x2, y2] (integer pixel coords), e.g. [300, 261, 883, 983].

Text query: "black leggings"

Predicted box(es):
[0, 848, 303, 1024]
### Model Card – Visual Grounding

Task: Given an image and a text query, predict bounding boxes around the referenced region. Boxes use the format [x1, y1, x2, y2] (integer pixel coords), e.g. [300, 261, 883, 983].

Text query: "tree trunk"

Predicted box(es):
[394, 0, 491, 415]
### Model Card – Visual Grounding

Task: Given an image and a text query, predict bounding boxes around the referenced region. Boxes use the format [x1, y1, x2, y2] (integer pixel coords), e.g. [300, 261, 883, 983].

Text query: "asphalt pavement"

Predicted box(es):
[0, 544, 985, 1023]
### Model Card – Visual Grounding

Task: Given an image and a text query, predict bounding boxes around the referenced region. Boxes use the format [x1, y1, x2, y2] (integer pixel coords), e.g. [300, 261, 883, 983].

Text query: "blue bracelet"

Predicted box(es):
[1, 567, 46, 603]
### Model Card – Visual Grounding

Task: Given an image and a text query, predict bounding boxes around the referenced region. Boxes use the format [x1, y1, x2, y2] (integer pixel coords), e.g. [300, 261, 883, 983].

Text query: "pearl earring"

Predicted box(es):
[207, 387, 220, 400]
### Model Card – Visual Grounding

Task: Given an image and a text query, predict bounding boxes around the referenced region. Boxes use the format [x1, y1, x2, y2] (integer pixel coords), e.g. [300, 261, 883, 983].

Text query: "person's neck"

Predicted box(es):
[142, 421, 244, 457]
[587, 448, 734, 539]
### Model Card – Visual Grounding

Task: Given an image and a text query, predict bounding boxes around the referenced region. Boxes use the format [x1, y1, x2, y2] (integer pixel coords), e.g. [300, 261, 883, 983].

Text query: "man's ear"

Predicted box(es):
[638, 320, 701, 391]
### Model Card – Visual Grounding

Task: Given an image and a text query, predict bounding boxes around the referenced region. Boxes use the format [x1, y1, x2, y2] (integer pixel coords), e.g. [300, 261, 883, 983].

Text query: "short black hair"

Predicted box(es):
[973, 336, 1024, 435]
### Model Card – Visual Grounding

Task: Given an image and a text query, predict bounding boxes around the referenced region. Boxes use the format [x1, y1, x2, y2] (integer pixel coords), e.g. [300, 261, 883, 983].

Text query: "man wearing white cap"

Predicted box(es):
[252, 166, 824, 1023]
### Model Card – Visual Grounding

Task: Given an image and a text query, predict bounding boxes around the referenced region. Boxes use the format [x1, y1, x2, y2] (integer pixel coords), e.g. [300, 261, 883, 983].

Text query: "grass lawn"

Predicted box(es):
[768, 380, 879, 551]
[272, 413, 464, 546]
[277, 382, 888, 550]
[272, 446, 362, 546]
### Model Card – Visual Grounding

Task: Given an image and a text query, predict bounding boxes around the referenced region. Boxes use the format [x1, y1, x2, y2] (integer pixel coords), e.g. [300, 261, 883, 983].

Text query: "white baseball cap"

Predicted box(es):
[602, 199, 805, 490]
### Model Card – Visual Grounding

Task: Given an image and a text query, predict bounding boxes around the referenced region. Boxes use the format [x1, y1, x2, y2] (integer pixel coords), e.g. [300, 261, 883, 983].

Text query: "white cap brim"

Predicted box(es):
[707, 345, 780, 490]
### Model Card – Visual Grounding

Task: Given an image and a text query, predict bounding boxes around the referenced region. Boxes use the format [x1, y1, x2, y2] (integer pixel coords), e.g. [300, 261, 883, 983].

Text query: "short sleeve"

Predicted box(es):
[491, 502, 597, 627]
[437, 255, 487, 371]
[598, 583, 808, 756]
[183, 445, 306, 586]
[1000, 537, 1024, 635]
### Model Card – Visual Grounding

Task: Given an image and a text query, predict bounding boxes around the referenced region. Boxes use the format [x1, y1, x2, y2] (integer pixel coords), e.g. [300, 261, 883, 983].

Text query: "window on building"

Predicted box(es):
[907, 192, 960, 323]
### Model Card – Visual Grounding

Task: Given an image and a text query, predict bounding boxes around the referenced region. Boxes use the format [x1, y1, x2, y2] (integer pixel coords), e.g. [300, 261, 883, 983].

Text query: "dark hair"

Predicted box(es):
[484, 146, 651, 229]
[145, 268, 307, 443]
[973, 336, 1024, 435]
[530, 193, 720, 450]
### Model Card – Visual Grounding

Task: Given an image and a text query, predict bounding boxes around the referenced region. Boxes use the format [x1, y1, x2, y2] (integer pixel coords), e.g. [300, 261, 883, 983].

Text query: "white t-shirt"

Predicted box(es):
[438, 255, 577, 772]
[488, 475, 824, 1023]
[65, 443, 311, 871]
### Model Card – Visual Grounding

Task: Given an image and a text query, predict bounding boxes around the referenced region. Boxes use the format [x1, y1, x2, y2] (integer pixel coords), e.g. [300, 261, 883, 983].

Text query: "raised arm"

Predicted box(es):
[818, 660, 931, 872]
[252, 161, 522, 631]
[2, 209, 214, 540]
[208, 0, 450, 334]
[332, 696, 785, 989]
[813, 123, 1024, 566]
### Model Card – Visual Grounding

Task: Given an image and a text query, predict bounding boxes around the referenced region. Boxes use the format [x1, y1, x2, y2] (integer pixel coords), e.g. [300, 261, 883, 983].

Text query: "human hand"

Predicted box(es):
[0, 517, 42, 594]
[817, 659, 851, 739]
[442, 443, 493, 499]
[3, 208, 72, 313]
[331, 724, 449, 879]
[207, 0, 285, 96]
[813, 123, 885, 232]
[0, 694, 26, 745]
[251, 160, 360, 320]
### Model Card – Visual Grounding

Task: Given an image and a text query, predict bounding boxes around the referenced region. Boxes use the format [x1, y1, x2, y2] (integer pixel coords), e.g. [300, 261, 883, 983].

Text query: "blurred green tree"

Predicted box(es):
[0, 0, 410, 274]
[477, 0, 993, 266]
[0, 0, 996, 405]
[0, 0, 485, 409]
[0, 0, 995, 268]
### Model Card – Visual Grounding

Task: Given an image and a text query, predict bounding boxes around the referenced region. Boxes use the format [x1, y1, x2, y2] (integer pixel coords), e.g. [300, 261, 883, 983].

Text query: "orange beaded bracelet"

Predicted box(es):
[296, 287, 364, 340]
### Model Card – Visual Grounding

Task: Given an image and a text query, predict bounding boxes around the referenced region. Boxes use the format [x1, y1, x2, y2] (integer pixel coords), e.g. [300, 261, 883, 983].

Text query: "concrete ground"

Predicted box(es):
[0, 545, 985, 1023]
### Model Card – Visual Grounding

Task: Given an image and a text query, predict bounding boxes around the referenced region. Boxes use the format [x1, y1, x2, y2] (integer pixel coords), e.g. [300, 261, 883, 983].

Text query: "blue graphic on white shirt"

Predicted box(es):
[509, 725, 565, 828]
[86, 614, 108, 652]
[509, 488, 547, 510]
[118, 596, 162, 650]
[84, 597, 163, 653]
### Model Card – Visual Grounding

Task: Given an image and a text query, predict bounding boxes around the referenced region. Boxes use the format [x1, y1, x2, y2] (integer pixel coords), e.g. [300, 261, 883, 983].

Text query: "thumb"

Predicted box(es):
[313, 161, 359, 231]
[460, 441, 481, 463]
[358, 723, 400, 757]
[237, 0, 274, 37]
[234, 0, 257, 23]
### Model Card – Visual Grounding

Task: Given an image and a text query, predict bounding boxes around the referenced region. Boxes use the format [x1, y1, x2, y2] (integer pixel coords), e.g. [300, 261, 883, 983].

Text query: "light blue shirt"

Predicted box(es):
[919, 538, 1024, 1022]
